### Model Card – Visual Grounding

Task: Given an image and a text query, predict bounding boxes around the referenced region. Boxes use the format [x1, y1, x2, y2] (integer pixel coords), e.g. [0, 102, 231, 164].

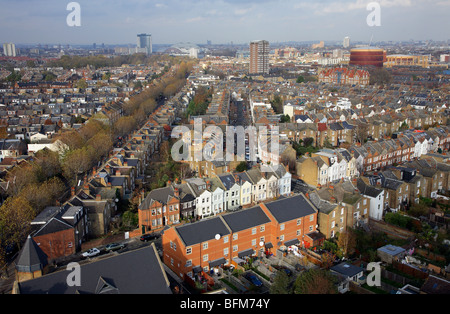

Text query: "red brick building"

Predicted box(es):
[138, 185, 181, 234]
[162, 194, 318, 280]
[30, 205, 88, 260]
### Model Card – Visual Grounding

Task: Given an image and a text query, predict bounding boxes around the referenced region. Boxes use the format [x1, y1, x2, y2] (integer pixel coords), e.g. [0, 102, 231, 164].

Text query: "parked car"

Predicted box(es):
[140, 233, 159, 242]
[105, 242, 125, 252]
[244, 272, 263, 287]
[272, 265, 292, 276]
[82, 248, 100, 258]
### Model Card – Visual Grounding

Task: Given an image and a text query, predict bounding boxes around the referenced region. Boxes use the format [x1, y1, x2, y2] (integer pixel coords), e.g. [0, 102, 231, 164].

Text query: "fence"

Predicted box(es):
[369, 219, 415, 239]
[392, 261, 429, 281]
[382, 268, 413, 287]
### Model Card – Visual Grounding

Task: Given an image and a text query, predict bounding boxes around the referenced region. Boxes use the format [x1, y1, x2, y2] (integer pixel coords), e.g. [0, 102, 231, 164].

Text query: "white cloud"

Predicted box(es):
[295, 0, 413, 15]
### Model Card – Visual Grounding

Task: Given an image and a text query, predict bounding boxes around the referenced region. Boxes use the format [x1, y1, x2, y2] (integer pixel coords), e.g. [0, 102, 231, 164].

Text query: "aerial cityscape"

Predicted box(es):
[0, 0, 449, 300]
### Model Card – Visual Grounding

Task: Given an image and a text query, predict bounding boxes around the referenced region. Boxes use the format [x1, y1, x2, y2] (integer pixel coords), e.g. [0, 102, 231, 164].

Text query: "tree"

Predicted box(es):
[369, 68, 392, 85]
[62, 147, 95, 184]
[86, 131, 113, 161]
[5, 164, 39, 197]
[354, 123, 369, 144]
[296, 76, 305, 84]
[280, 114, 290, 123]
[337, 229, 357, 257]
[33, 149, 62, 180]
[19, 177, 65, 212]
[236, 161, 248, 172]
[303, 137, 314, 147]
[113, 116, 137, 138]
[323, 136, 333, 148]
[80, 119, 107, 142]
[121, 210, 139, 231]
[76, 78, 88, 89]
[293, 268, 338, 294]
[0, 196, 34, 249]
[399, 121, 409, 131]
[6, 71, 21, 82]
[55, 130, 84, 151]
[270, 95, 283, 114]
[270, 270, 291, 294]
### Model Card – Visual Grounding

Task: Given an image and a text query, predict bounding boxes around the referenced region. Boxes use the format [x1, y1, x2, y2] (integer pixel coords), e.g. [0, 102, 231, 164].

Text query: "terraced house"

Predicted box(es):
[138, 185, 181, 234]
[162, 193, 319, 280]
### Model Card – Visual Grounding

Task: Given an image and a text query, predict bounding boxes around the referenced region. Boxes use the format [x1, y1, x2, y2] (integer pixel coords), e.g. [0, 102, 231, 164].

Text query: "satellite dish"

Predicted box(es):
[259, 241, 264, 247]
[215, 234, 221, 240]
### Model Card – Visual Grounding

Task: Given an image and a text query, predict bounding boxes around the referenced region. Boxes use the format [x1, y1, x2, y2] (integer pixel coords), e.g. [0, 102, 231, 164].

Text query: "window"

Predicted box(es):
[309, 226, 313, 232]
[233, 233, 238, 240]
[280, 235, 284, 241]
[224, 248, 229, 255]
[280, 223, 285, 231]
[309, 215, 314, 222]
[252, 228, 256, 235]
[297, 230, 301, 236]
[203, 242, 208, 250]
[260, 225, 265, 232]
[252, 239, 256, 246]
[233, 245, 238, 252]
[203, 254, 208, 262]
[331, 221, 335, 228]
[297, 219, 301, 225]
[186, 260, 192, 267]
[223, 236, 228, 243]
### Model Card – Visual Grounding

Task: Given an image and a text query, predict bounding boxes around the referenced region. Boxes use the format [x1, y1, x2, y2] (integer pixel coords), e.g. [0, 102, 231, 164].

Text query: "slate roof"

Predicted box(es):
[331, 262, 364, 278]
[217, 173, 237, 190]
[15, 236, 49, 273]
[263, 193, 317, 223]
[221, 206, 271, 233]
[357, 178, 383, 198]
[175, 217, 231, 247]
[17, 244, 171, 294]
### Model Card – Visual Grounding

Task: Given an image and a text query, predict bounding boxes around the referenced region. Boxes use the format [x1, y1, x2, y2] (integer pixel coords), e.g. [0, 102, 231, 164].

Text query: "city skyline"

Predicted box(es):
[0, 0, 449, 46]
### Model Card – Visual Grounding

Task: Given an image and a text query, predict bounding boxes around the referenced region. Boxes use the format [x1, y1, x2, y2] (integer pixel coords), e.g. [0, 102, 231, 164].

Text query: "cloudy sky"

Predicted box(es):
[0, 0, 448, 45]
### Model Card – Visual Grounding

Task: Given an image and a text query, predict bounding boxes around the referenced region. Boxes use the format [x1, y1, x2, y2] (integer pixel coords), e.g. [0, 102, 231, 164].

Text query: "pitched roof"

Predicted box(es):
[331, 262, 364, 278]
[15, 235, 49, 273]
[221, 206, 271, 233]
[263, 194, 317, 223]
[17, 244, 171, 294]
[175, 217, 231, 247]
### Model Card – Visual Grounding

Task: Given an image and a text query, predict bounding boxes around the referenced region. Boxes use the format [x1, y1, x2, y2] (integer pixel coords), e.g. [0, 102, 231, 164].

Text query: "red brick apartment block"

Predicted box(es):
[162, 194, 318, 280]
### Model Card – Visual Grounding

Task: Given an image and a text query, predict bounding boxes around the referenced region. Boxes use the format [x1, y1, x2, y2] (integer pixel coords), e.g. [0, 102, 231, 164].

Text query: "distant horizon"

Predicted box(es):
[9, 38, 450, 48]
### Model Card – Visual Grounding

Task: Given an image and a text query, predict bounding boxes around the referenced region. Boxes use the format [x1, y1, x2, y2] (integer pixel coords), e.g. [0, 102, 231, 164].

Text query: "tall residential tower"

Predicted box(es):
[137, 33, 152, 55]
[249, 40, 269, 75]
